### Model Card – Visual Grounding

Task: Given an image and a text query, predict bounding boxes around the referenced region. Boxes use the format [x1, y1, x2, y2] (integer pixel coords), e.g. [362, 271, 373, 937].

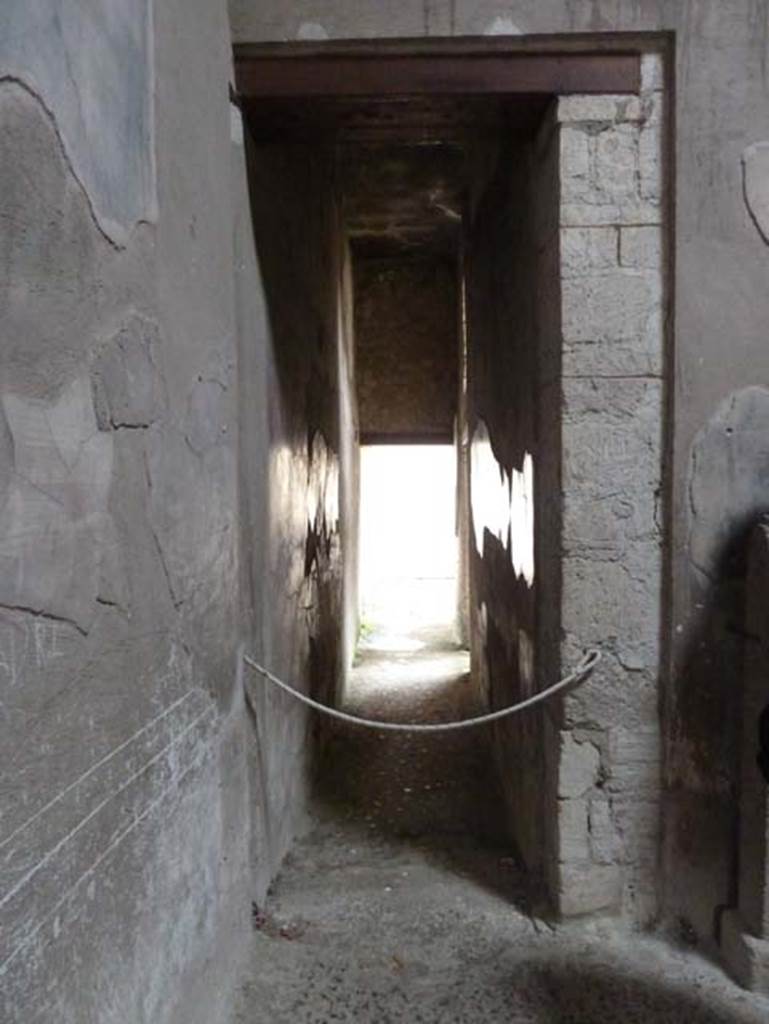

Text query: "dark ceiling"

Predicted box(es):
[243, 94, 547, 259]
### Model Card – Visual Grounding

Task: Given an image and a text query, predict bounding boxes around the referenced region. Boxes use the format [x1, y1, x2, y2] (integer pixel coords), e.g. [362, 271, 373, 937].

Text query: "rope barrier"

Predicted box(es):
[242, 648, 601, 733]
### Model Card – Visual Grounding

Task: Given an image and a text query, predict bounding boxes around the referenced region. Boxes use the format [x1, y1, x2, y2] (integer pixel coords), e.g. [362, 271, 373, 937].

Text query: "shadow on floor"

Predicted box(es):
[233, 811, 766, 1023]
[313, 623, 545, 914]
[231, 626, 768, 1022]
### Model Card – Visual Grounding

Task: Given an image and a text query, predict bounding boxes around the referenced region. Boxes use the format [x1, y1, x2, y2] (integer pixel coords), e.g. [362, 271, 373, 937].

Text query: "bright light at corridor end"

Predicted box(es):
[359, 445, 458, 632]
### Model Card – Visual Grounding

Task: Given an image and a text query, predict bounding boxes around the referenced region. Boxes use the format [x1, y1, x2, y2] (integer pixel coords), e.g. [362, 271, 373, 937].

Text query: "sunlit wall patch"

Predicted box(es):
[469, 419, 534, 587]
[307, 430, 340, 536]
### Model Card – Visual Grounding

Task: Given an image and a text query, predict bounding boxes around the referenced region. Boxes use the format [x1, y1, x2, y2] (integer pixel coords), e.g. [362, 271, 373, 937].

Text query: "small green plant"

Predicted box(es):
[353, 618, 375, 665]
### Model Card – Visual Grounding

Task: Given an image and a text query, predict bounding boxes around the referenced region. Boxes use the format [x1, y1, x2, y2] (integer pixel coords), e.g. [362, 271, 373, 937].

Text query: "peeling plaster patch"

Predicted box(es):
[484, 16, 522, 35]
[688, 387, 769, 583]
[0, 0, 155, 244]
[470, 419, 534, 585]
[0, 82, 146, 402]
[743, 142, 769, 244]
[296, 22, 329, 40]
[145, 428, 235, 608]
[559, 732, 601, 798]
[91, 316, 166, 430]
[0, 378, 114, 632]
[185, 379, 228, 456]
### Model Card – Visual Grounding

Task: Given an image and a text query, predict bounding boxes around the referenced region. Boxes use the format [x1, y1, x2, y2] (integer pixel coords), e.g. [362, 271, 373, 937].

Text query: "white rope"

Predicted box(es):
[242, 648, 601, 733]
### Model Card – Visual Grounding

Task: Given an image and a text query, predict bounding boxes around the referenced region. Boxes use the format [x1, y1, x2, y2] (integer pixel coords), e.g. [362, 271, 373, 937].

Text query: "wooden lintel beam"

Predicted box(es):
[234, 52, 640, 100]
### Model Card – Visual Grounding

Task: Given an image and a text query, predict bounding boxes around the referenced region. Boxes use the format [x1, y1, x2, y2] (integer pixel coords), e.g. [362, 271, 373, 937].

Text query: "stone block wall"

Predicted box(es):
[547, 59, 665, 923]
[463, 62, 665, 919]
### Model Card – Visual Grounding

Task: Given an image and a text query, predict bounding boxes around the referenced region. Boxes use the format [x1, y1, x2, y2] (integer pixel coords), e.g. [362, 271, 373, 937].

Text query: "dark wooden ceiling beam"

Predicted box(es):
[235, 52, 640, 100]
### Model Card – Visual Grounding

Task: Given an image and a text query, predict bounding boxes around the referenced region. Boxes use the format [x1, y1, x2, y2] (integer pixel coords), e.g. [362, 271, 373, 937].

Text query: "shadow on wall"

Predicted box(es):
[243, 135, 345, 708]
[239, 129, 351, 880]
[668, 387, 769, 938]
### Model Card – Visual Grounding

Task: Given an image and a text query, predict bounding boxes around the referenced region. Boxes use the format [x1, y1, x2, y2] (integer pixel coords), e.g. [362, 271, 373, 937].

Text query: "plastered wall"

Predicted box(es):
[0, 0, 253, 1019]
[237, 130, 355, 889]
[0, 1, 354, 1021]
[465, 120, 550, 873]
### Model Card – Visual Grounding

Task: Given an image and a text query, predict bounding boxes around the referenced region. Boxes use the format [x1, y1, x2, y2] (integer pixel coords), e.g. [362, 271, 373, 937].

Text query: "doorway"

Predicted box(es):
[237, 37, 666, 921]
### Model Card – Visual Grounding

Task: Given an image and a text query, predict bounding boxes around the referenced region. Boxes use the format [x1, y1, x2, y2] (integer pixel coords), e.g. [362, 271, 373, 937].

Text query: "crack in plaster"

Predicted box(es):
[0, 602, 86, 637]
[140, 447, 182, 610]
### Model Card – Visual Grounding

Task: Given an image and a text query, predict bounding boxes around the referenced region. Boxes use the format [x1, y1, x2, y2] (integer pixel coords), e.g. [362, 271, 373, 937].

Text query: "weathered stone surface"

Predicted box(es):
[589, 796, 621, 864]
[561, 124, 636, 203]
[607, 727, 661, 797]
[558, 861, 622, 916]
[560, 112, 662, 227]
[620, 226, 661, 269]
[562, 647, 658, 736]
[561, 198, 662, 227]
[560, 125, 590, 180]
[560, 226, 617, 277]
[640, 52, 664, 93]
[639, 120, 663, 203]
[743, 141, 769, 245]
[561, 378, 662, 504]
[555, 97, 663, 922]
[558, 732, 600, 799]
[558, 797, 590, 861]
[593, 123, 639, 197]
[562, 547, 661, 676]
[557, 95, 642, 123]
[563, 489, 658, 553]
[612, 793, 659, 871]
[561, 269, 660, 342]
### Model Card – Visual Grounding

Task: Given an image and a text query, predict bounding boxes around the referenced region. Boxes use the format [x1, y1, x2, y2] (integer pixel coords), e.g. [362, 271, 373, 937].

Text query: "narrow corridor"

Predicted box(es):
[229, 627, 767, 1024]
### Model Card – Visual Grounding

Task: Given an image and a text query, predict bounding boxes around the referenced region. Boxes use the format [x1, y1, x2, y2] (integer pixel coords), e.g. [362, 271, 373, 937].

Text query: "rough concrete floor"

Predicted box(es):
[230, 628, 768, 1023]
